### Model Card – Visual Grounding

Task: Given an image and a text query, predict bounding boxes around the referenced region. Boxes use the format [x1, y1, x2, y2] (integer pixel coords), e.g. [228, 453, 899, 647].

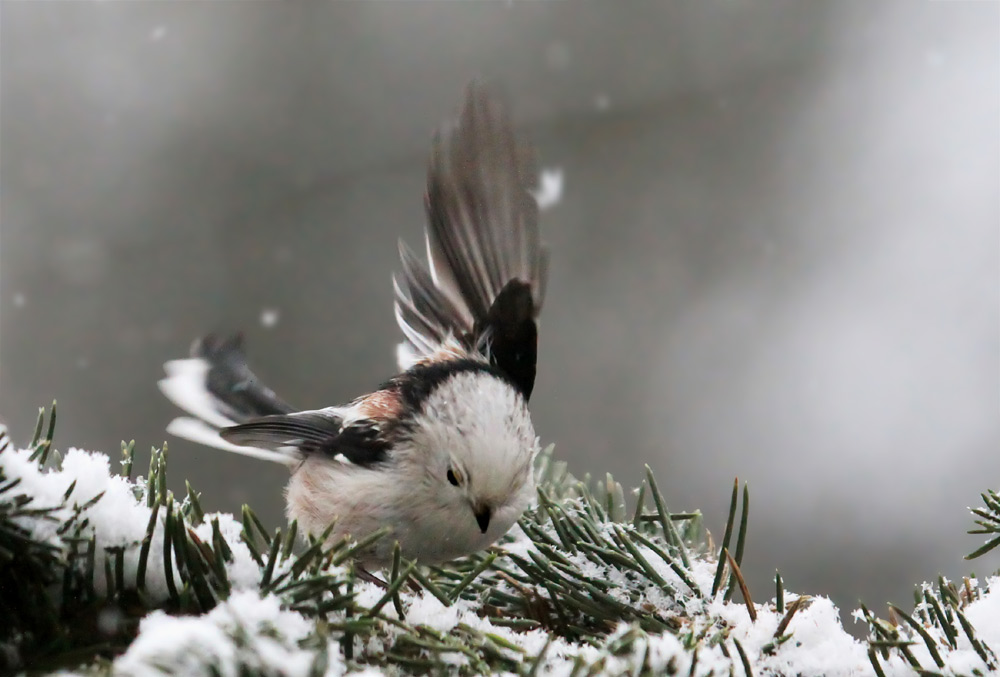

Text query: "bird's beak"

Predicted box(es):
[474, 505, 491, 534]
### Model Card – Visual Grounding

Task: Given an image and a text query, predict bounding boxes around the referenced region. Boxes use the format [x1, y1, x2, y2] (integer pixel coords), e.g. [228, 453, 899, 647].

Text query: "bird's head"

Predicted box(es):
[401, 367, 538, 543]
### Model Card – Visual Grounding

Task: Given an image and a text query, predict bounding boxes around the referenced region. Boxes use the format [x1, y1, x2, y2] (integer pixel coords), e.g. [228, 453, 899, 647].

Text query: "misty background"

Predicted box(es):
[2, 1, 997, 630]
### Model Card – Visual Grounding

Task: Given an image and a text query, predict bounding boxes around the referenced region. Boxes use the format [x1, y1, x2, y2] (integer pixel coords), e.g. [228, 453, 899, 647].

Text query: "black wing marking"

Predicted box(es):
[194, 333, 295, 421]
[220, 410, 390, 467]
[475, 280, 537, 400]
[310, 425, 390, 467]
[393, 81, 548, 399]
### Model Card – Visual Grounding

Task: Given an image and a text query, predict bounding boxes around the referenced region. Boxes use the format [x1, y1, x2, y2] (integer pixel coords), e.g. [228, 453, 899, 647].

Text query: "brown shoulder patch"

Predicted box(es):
[416, 336, 476, 367]
[355, 388, 404, 422]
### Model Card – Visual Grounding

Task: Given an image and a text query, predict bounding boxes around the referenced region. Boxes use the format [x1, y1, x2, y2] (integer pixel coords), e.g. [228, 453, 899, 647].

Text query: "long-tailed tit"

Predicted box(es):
[158, 83, 548, 568]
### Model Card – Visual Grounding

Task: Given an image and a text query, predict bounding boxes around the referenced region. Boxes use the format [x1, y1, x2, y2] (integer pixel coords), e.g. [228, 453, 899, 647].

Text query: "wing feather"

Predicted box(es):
[221, 407, 389, 467]
[220, 409, 345, 450]
[393, 81, 548, 399]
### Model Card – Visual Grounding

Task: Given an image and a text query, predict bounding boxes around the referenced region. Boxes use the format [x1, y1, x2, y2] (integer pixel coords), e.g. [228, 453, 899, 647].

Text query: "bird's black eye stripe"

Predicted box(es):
[447, 468, 460, 486]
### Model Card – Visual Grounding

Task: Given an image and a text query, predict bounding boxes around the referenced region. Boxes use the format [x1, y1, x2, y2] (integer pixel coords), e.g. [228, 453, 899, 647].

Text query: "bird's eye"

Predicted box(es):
[447, 468, 462, 486]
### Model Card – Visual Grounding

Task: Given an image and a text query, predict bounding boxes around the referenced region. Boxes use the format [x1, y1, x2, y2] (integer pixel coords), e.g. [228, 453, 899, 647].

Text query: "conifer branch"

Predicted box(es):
[2, 407, 1000, 675]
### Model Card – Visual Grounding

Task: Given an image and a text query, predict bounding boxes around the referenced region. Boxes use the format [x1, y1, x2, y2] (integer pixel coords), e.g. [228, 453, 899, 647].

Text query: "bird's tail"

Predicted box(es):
[157, 333, 298, 465]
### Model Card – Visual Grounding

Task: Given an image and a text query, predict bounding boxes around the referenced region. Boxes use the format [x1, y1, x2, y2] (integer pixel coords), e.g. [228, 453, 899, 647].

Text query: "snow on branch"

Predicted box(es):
[1, 404, 998, 676]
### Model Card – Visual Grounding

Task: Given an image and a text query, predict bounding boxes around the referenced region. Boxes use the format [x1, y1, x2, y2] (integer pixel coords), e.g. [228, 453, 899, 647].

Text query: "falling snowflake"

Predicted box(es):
[532, 169, 564, 211]
[260, 308, 280, 328]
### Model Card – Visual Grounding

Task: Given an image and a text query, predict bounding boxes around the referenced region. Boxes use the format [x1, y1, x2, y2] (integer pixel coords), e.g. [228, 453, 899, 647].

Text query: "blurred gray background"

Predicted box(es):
[2, 1, 997, 630]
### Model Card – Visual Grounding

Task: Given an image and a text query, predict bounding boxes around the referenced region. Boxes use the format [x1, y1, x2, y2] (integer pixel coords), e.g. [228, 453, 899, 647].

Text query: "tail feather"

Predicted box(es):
[159, 358, 236, 429]
[192, 333, 294, 421]
[158, 333, 298, 465]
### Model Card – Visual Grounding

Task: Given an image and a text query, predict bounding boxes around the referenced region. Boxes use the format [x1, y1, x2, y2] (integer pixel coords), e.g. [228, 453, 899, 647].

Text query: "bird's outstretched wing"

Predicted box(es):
[394, 82, 549, 399]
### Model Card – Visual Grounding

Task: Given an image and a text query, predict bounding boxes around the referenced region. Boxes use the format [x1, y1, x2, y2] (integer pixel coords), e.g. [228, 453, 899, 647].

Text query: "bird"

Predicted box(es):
[158, 82, 548, 569]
